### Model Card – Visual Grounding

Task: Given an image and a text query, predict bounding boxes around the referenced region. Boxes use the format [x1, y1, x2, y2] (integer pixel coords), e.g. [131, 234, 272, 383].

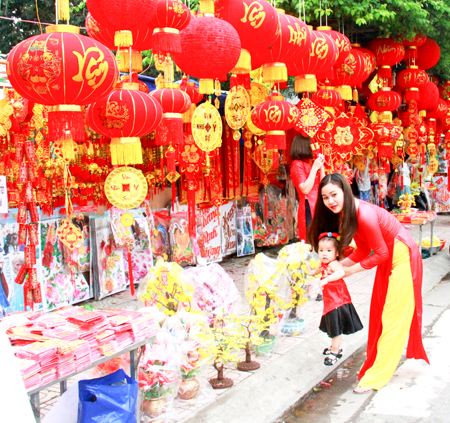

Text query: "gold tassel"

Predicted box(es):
[110, 137, 143, 165]
[183, 104, 196, 123]
[215, 98, 220, 109]
[199, 0, 215, 14]
[419, 110, 427, 117]
[164, 56, 174, 83]
[335, 85, 352, 101]
[199, 79, 214, 94]
[232, 49, 251, 74]
[155, 73, 165, 89]
[263, 63, 288, 84]
[117, 49, 143, 73]
[352, 88, 359, 102]
[57, 0, 70, 21]
[215, 79, 222, 97]
[114, 30, 133, 48]
[294, 75, 317, 93]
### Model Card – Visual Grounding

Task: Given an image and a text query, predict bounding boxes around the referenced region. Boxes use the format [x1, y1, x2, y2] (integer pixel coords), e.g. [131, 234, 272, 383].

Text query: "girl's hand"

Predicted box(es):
[312, 154, 325, 171]
[320, 279, 328, 288]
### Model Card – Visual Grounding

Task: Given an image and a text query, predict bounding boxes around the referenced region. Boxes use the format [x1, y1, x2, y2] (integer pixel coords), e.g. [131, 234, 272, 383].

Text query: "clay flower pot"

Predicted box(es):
[141, 397, 168, 419]
[178, 377, 200, 400]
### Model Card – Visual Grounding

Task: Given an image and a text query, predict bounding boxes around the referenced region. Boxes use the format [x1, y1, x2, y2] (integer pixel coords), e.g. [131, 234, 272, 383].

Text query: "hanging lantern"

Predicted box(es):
[418, 81, 439, 113]
[415, 38, 440, 70]
[353, 45, 376, 74]
[150, 83, 191, 145]
[311, 88, 342, 114]
[427, 98, 448, 120]
[179, 76, 203, 123]
[398, 33, 427, 66]
[287, 30, 338, 93]
[252, 11, 311, 84]
[87, 0, 158, 48]
[316, 26, 351, 69]
[150, 0, 191, 56]
[86, 83, 163, 165]
[397, 66, 428, 102]
[119, 73, 150, 93]
[172, 15, 241, 94]
[367, 38, 404, 79]
[367, 88, 402, 117]
[369, 118, 403, 158]
[216, 0, 279, 74]
[251, 92, 299, 149]
[7, 25, 118, 147]
[440, 81, 450, 101]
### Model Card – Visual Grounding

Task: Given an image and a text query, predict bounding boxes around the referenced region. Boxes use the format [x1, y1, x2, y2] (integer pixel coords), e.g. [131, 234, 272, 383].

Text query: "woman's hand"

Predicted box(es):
[320, 278, 328, 288]
[312, 154, 325, 172]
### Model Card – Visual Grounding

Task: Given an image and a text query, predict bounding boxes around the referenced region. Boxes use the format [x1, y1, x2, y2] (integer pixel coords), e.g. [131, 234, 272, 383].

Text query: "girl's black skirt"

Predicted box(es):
[319, 303, 363, 338]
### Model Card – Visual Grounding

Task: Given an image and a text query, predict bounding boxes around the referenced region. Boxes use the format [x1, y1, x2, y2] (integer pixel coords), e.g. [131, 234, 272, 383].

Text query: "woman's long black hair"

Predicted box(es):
[306, 173, 358, 255]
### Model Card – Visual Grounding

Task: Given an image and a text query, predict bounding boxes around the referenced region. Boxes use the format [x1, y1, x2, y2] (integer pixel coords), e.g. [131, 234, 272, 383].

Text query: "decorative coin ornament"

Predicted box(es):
[104, 167, 148, 209]
[249, 82, 269, 108]
[120, 212, 136, 296]
[192, 100, 223, 171]
[245, 113, 266, 136]
[120, 213, 135, 227]
[225, 85, 251, 140]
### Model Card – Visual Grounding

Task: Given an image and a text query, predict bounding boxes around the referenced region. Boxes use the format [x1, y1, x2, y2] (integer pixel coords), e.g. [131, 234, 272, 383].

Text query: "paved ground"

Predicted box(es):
[39, 215, 450, 422]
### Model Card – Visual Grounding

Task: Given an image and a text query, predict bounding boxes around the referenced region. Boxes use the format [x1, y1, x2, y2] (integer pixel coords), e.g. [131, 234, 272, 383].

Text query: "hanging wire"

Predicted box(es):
[303, 0, 306, 22]
[319, 0, 322, 26]
[325, 0, 328, 26]
[35, 0, 43, 34]
[55, 0, 58, 24]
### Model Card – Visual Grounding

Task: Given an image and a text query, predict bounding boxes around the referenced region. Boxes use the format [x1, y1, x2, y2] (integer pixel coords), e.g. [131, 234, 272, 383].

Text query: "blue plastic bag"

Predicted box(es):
[77, 369, 138, 423]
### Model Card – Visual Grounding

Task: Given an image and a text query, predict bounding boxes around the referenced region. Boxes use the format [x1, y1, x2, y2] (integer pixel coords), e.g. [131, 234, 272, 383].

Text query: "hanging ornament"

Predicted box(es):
[295, 98, 332, 138]
[249, 82, 269, 108]
[225, 85, 251, 139]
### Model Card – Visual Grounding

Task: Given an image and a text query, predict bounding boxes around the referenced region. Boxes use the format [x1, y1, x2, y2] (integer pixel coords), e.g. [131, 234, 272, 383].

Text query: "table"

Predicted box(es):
[403, 217, 437, 257]
[28, 337, 154, 423]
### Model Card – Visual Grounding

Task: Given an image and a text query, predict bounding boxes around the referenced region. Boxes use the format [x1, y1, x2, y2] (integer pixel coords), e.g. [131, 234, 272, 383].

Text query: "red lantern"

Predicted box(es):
[369, 120, 402, 158]
[7, 25, 118, 144]
[316, 26, 351, 68]
[397, 66, 428, 102]
[216, 0, 279, 74]
[440, 81, 450, 101]
[427, 99, 448, 120]
[367, 38, 404, 79]
[85, 13, 154, 72]
[118, 73, 150, 93]
[172, 16, 241, 94]
[86, 83, 163, 165]
[151, 0, 191, 55]
[415, 39, 440, 70]
[180, 76, 204, 123]
[287, 30, 338, 93]
[150, 83, 191, 145]
[367, 88, 402, 112]
[87, 0, 158, 47]
[353, 45, 376, 75]
[251, 93, 299, 149]
[418, 81, 439, 112]
[312, 88, 342, 112]
[252, 11, 310, 83]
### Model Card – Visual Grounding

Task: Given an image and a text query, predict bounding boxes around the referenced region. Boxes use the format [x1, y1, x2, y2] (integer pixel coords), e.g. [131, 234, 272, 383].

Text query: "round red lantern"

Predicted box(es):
[369, 120, 402, 158]
[427, 98, 448, 120]
[415, 38, 440, 70]
[7, 25, 118, 143]
[179, 76, 203, 123]
[418, 81, 439, 112]
[367, 88, 402, 112]
[87, 0, 158, 47]
[251, 93, 299, 149]
[287, 30, 338, 93]
[87, 83, 163, 165]
[150, 83, 191, 145]
[150, 0, 191, 56]
[352, 45, 376, 75]
[172, 16, 241, 94]
[367, 38, 404, 79]
[217, 0, 279, 74]
[252, 11, 310, 83]
[312, 88, 342, 112]
[397, 66, 428, 102]
[85, 13, 154, 73]
[316, 26, 351, 68]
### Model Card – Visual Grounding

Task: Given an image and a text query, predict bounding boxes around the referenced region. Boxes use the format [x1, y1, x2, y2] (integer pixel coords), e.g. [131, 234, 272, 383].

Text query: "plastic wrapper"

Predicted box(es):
[169, 212, 196, 266]
[138, 262, 195, 316]
[149, 209, 171, 263]
[277, 243, 320, 335]
[183, 263, 241, 324]
[138, 331, 182, 422]
[244, 253, 292, 355]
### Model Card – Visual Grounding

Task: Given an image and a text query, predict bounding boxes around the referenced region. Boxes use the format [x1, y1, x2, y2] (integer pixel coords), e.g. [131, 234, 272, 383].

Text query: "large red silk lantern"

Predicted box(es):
[252, 11, 310, 83]
[368, 88, 402, 112]
[172, 16, 241, 94]
[418, 81, 439, 112]
[427, 99, 448, 119]
[287, 30, 338, 93]
[415, 38, 440, 70]
[87, 84, 163, 165]
[217, 0, 279, 73]
[316, 26, 351, 68]
[150, 84, 191, 145]
[151, 0, 191, 55]
[7, 25, 118, 143]
[397, 66, 428, 102]
[87, 0, 158, 47]
[251, 94, 299, 149]
[180, 76, 203, 122]
[312, 88, 342, 112]
[367, 38, 404, 79]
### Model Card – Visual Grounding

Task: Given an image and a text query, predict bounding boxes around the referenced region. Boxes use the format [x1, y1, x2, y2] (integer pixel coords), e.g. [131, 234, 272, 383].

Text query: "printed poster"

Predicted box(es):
[236, 206, 255, 257]
[220, 201, 237, 256]
[198, 205, 222, 263]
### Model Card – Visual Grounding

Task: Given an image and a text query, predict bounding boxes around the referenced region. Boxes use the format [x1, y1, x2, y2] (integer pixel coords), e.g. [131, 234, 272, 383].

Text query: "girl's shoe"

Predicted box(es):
[324, 352, 342, 366]
[323, 347, 343, 355]
[353, 385, 375, 394]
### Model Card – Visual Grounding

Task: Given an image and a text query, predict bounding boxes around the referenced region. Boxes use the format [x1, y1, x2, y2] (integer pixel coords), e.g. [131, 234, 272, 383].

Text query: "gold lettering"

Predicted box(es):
[73, 47, 109, 90]
[263, 105, 281, 124]
[288, 23, 306, 47]
[241, 1, 266, 29]
[310, 38, 328, 60]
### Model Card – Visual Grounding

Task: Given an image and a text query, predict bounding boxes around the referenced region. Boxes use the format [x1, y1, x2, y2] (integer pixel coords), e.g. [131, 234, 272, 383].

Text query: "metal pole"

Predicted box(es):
[30, 392, 41, 423]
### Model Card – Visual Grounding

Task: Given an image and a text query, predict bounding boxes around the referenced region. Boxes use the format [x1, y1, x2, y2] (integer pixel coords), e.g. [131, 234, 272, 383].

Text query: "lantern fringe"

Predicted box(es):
[265, 133, 286, 150]
[295, 75, 317, 93]
[57, 0, 70, 21]
[406, 89, 420, 103]
[352, 88, 359, 102]
[199, 0, 215, 14]
[117, 49, 143, 73]
[378, 143, 393, 159]
[115, 30, 133, 48]
[378, 66, 392, 80]
[162, 118, 184, 145]
[47, 110, 84, 142]
[232, 49, 251, 74]
[335, 85, 352, 101]
[263, 63, 288, 84]
[152, 31, 181, 55]
[60, 138, 77, 162]
[110, 137, 143, 165]
[183, 104, 196, 123]
[199, 79, 214, 94]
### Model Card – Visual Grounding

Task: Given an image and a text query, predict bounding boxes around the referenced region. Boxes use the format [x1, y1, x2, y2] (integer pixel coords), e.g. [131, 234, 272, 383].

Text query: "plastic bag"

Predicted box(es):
[77, 369, 138, 423]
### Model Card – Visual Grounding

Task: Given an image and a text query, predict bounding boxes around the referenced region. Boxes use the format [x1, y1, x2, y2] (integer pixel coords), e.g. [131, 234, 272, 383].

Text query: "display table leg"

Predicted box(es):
[30, 392, 40, 423]
[419, 224, 423, 257]
[130, 348, 137, 380]
[60, 380, 67, 395]
[430, 221, 435, 255]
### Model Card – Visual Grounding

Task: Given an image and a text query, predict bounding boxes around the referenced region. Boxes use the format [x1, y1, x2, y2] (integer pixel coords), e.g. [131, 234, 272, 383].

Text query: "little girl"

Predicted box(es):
[309, 232, 363, 365]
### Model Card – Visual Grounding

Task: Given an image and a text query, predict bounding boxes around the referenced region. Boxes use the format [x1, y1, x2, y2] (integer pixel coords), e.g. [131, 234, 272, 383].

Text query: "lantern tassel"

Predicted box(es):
[378, 66, 392, 80]
[57, 0, 70, 21]
[232, 49, 252, 74]
[110, 137, 143, 166]
[295, 75, 317, 93]
[152, 29, 181, 55]
[199, 0, 215, 14]
[115, 30, 133, 48]
[265, 131, 286, 150]
[263, 63, 288, 84]
[47, 107, 84, 142]
[199, 79, 214, 95]
[117, 49, 143, 73]
[334, 85, 352, 101]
